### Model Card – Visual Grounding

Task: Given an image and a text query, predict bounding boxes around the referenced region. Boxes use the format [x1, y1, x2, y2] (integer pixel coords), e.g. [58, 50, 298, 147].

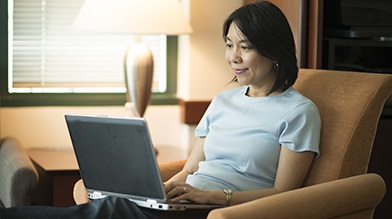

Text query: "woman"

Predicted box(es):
[164, 0, 320, 207]
[0, 1, 320, 219]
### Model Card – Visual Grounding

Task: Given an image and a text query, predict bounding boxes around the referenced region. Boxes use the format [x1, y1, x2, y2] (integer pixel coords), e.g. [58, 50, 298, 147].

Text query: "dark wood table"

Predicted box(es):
[27, 149, 81, 207]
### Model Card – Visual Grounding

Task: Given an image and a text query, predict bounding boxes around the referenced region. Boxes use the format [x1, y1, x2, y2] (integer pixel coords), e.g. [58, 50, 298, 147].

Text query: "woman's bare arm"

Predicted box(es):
[164, 137, 206, 185]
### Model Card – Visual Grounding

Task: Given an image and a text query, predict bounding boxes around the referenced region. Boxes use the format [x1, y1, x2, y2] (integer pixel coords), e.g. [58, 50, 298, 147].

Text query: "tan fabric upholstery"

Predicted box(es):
[73, 69, 392, 218]
[0, 137, 39, 208]
[207, 173, 386, 219]
[158, 160, 187, 182]
[294, 69, 392, 186]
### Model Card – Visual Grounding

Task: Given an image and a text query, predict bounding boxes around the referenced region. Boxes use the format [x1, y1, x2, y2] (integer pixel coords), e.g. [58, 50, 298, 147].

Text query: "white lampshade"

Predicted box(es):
[72, 0, 192, 117]
[73, 0, 193, 35]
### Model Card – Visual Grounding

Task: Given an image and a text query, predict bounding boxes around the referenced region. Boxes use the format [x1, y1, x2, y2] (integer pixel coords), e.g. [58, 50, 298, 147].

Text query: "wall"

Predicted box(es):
[0, 0, 243, 161]
[178, 0, 242, 150]
[0, 105, 180, 149]
[181, 0, 240, 100]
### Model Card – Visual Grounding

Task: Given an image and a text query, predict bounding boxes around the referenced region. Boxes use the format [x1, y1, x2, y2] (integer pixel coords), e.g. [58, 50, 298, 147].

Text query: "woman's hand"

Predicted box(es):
[164, 181, 210, 204]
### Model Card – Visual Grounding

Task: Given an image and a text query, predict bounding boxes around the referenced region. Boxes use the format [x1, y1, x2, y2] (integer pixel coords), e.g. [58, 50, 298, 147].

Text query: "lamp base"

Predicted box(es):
[124, 40, 154, 117]
[123, 102, 140, 117]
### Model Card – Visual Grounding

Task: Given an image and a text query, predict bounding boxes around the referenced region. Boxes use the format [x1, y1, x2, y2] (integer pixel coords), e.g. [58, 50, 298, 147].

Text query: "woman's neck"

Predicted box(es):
[246, 84, 283, 97]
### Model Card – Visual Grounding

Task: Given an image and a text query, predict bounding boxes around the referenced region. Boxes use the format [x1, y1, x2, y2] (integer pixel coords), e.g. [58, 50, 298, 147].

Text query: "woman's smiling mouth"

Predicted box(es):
[233, 68, 247, 74]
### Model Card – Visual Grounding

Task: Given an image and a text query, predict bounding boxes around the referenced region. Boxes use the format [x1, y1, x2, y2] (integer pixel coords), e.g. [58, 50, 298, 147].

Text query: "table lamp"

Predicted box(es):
[73, 0, 192, 116]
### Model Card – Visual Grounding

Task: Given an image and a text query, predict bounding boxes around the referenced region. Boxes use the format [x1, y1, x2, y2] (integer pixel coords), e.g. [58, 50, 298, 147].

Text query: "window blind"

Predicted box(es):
[9, 0, 167, 94]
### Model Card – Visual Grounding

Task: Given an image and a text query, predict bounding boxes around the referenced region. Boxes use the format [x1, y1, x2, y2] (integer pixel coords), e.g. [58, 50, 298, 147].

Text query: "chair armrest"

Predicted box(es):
[159, 160, 186, 182]
[208, 173, 386, 219]
[0, 137, 39, 207]
[73, 160, 186, 205]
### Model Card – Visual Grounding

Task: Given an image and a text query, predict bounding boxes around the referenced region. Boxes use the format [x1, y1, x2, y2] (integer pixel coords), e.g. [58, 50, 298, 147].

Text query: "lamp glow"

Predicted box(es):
[73, 0, 192, 116]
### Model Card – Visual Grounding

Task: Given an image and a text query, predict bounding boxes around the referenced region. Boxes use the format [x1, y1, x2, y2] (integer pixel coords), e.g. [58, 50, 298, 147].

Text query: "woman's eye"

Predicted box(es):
[241, 46, 251, 50]
[226, 44, 233, 48]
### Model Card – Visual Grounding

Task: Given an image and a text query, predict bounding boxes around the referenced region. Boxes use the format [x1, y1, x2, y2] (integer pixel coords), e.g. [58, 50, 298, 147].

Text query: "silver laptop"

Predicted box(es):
[65, 114, 222, 211]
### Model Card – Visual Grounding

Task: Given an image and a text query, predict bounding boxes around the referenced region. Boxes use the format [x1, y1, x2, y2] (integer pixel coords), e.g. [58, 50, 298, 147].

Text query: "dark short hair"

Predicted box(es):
[223, 1, 298, 95]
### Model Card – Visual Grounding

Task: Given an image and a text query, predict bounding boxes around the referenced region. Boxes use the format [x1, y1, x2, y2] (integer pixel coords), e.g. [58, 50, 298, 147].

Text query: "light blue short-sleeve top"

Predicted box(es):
[185, 86, 321, 191]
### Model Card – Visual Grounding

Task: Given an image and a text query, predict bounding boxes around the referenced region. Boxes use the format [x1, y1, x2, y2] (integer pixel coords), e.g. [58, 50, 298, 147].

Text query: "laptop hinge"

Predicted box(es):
[88, 191, 107, 199]
[147, 199, 158, 203]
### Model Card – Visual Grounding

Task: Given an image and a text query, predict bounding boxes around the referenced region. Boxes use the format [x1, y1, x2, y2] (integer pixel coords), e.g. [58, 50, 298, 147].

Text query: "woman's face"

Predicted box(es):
[225, 22, 276, 96]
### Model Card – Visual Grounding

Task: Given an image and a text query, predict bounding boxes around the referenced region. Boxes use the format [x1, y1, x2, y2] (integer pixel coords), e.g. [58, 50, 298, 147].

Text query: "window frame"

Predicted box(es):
[0, 0, 178, 107]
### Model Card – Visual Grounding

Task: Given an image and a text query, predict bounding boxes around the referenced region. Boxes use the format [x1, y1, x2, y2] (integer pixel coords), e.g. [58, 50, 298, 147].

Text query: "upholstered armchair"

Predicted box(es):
[74, 69, 392, 218]
[0, 137, 39, 208]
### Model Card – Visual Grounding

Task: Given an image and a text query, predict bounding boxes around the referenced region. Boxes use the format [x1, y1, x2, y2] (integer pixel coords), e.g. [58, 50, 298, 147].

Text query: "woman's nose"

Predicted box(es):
[229, 49, 241, 63]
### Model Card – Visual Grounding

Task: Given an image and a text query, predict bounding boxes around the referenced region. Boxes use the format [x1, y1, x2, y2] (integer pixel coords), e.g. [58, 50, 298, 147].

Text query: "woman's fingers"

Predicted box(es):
[164, 182, 191, 200]
[165, 182, 210, 204]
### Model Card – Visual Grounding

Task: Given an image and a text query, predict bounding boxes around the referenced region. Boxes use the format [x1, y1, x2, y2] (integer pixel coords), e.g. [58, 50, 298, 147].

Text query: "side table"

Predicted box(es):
[27, 149, 81, 207]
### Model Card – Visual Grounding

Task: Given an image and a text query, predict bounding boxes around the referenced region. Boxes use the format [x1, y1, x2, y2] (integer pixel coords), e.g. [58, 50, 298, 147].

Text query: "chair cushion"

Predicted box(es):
[294, 69, 392, 186]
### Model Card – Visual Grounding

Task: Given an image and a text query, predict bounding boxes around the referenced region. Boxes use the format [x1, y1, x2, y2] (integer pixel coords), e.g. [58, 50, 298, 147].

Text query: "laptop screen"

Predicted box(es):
[65, 115, 166, 201]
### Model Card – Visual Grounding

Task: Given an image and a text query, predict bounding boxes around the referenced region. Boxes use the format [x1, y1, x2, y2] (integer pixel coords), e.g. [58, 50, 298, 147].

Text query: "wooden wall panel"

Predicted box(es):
[307, 0, 324, 69]
[179, 100, 210, 124]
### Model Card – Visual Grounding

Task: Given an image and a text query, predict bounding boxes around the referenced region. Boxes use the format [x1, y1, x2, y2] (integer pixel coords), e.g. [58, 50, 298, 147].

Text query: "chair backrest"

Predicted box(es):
[0, 137, 39, 208]
[293, 69, 392, 187]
